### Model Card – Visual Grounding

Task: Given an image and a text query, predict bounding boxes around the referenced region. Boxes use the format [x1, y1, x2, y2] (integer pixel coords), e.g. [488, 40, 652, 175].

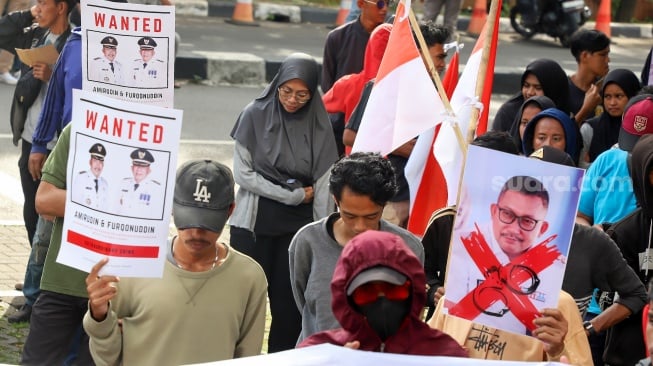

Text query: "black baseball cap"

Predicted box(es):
[173, 160, 235, 233]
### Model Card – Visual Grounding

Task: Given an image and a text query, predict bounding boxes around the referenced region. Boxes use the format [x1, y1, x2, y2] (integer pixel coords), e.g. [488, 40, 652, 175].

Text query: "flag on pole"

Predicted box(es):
[405, 0, 501, 236]
[351, 0, 445, 156]
[405, 46, 460, 236]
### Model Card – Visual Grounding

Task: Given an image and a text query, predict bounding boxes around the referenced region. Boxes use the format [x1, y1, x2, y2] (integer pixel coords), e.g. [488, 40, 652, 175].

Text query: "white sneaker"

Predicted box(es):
[0, 71, 18, 85]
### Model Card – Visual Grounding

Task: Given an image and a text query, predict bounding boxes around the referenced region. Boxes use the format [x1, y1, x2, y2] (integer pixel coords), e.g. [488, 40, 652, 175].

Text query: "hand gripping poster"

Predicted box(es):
[443, 145, 584, 335]
[57, 89, 182, 278]
[82, 0, 175, 107]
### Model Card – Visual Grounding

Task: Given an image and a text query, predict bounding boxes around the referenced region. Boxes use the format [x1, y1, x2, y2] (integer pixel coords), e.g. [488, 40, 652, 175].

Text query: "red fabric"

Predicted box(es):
[299, 231, 468, 357]
[474, 0, 501, 135]
[644, 303, 650, 357]
[406, 51, 459, 236]
[322, 24, 392, 123]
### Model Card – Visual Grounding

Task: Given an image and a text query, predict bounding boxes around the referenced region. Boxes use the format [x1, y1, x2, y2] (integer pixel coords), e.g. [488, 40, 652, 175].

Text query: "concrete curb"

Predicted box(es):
[175, 1, 652, 90]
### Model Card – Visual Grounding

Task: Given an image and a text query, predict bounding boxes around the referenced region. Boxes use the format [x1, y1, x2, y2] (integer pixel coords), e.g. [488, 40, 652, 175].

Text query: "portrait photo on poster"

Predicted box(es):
[71, 132, 171, 220]
[443, 144, 584, 336]
[86, 30, 169, 89]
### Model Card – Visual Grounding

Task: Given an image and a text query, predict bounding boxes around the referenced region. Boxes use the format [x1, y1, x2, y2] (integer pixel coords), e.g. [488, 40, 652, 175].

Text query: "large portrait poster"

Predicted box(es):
[57, 90, 182, 278]
[443, 145, 584, 335]
[82, 0, 175, 107]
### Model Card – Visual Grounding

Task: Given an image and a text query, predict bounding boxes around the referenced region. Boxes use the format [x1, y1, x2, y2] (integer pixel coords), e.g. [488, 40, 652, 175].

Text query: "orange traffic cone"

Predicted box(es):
[226, 0, 259, 26]
[467, 0, 487, 36]
[595, 0, 611, 37]
[335, 0, 352, 26]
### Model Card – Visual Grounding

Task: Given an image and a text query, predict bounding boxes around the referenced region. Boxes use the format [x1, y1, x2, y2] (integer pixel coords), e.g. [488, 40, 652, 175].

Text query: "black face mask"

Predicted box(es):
[359, 297, 410, 341]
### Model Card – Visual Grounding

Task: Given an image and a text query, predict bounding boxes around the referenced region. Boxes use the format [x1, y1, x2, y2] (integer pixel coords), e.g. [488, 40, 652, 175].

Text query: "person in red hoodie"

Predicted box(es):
[299, 230, 467, 356]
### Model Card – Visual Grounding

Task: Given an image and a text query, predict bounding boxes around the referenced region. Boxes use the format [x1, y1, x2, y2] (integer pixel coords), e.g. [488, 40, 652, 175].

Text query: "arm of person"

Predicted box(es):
[31, 61, 53, 82]
[232, 142, 305, 206]
[578, 123, 593, 169]
[311, 168, 334, 220]
[0, 8, 36, 51]
[343, 128, 357, 148]
[537, 292, 592, 364]
[289, 231, 311, 312]
[35, 181, 66, 217]
[82, 258, 123, 366]
[573, 84, 602, 125]
[30, 47, 69, 180]
[588, 303, 633, 335]
[576, 161, 600, 226]
[320, 36, 336, 93]
[342, 80, 373, 148]
[590, 229, 648, 332]
[234, 278, 268, 357]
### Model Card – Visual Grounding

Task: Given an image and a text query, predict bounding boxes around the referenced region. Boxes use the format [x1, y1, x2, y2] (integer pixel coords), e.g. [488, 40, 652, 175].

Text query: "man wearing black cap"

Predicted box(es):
[90, 35, 123, 84]
[130, 36, 165, 88]
[72, 143, 109, 209]
[84, 159, 267, 365]
[118, 147, 162, 216]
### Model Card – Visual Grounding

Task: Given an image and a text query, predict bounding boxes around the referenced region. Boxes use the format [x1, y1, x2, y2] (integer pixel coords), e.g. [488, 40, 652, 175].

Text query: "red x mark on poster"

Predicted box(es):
[449, 223, 561, 332]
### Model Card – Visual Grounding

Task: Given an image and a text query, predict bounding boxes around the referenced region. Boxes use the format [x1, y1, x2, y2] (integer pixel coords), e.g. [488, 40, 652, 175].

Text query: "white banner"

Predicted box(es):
[186, 344, 566, 365]
[82, 0, 175, 107]
[57, 89, 182, 278]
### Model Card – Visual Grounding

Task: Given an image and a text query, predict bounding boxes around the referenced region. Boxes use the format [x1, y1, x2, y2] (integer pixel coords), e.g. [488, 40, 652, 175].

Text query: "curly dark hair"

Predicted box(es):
[329, 152, 397, 206]
[413, 20, 450, 49]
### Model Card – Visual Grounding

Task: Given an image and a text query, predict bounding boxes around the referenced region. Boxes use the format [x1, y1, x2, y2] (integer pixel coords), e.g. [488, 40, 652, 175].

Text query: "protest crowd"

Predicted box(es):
[2, 0, 653, 365]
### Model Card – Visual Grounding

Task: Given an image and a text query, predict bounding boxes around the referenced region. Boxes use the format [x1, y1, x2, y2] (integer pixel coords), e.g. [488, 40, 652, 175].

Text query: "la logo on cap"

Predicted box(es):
[634, 115, 648, 133]
[193, 179, 211, 203]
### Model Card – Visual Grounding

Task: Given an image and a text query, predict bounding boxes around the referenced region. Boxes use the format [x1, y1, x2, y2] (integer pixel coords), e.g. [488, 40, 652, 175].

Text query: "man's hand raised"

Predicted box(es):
[85, 258, 120, 322]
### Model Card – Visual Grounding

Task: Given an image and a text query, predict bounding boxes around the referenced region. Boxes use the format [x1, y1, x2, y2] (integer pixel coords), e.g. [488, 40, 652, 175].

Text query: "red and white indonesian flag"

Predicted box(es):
[351, 0, 445, 156]
[405, 47, 460, 236]
[405, 0, 501, 236]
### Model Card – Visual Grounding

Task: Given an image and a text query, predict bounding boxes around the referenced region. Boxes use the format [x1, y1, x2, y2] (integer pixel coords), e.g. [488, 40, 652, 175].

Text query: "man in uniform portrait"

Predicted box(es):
[90, 36, 123, 84]
[118, 148, 163, 217]
[72, 143, 109, 210]
[130, 36, 166, 88]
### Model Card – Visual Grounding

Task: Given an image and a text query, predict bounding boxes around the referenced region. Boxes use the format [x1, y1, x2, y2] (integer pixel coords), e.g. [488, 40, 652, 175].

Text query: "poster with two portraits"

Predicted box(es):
[56, 0, 181, 278]
[443, 144, 584, 336]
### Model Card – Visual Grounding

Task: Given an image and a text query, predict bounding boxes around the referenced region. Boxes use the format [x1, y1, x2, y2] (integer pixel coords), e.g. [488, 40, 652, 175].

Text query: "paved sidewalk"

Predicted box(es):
[0, 223, 30, 366]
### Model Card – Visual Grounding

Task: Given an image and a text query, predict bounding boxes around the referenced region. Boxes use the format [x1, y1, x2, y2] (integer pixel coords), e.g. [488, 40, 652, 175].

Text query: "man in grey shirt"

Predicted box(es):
[289, 152, 424, 344]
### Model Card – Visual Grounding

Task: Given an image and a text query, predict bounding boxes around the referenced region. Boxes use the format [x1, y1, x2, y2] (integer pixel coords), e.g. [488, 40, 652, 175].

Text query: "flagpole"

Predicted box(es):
[465, 0, 500, 144]
[408, 9, 453, 113]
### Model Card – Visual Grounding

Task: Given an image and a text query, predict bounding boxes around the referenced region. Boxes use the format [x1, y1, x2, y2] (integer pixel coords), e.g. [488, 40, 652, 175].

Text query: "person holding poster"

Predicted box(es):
[298, 230, 467, 357]
[83, 160, 268, 365]
[21, 125, 96, 365]
[89, 35, 123, 84]
[117, 147, 163, 217]
[129, 36, 165, 88]
[229, 52, 339, 352]
[72, 143, 109, 209]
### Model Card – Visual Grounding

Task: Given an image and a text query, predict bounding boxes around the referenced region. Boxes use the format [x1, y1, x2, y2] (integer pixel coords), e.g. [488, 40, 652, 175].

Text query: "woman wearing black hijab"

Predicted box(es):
[579, 68, 641, 167]
[229, 53, 339, 352]
[491, 58, 571, 132]
[509, 95, 556, 154]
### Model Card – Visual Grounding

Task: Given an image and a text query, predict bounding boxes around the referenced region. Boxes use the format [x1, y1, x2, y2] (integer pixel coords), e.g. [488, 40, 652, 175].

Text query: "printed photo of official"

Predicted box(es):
[116, 147, 166, 219]
[71, 142, 110, 210]
[89, 35, 124, 85]
[129, 36, 167, 88]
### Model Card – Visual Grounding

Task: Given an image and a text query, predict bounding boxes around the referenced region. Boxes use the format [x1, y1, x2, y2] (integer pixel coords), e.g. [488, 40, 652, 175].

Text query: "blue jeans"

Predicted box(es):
[23, 216, 52, 306]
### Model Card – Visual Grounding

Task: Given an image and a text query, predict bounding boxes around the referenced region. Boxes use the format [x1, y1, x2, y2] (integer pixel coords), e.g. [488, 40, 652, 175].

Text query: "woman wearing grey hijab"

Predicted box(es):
[229, 53, 339, 353]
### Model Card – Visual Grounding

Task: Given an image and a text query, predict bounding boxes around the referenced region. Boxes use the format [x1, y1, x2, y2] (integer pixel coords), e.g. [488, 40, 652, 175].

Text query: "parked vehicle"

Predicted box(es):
[510, 0, 591, 47]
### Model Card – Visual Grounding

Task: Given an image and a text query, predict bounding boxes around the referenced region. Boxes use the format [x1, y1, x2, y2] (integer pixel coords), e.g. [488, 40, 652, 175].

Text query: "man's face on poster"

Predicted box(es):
[89, 157, 104, 178]
[490, 190, 549, 260]
[140, 48, 154, 63]
[131, 164, 150, 184]
[102, 46, 117, 62]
